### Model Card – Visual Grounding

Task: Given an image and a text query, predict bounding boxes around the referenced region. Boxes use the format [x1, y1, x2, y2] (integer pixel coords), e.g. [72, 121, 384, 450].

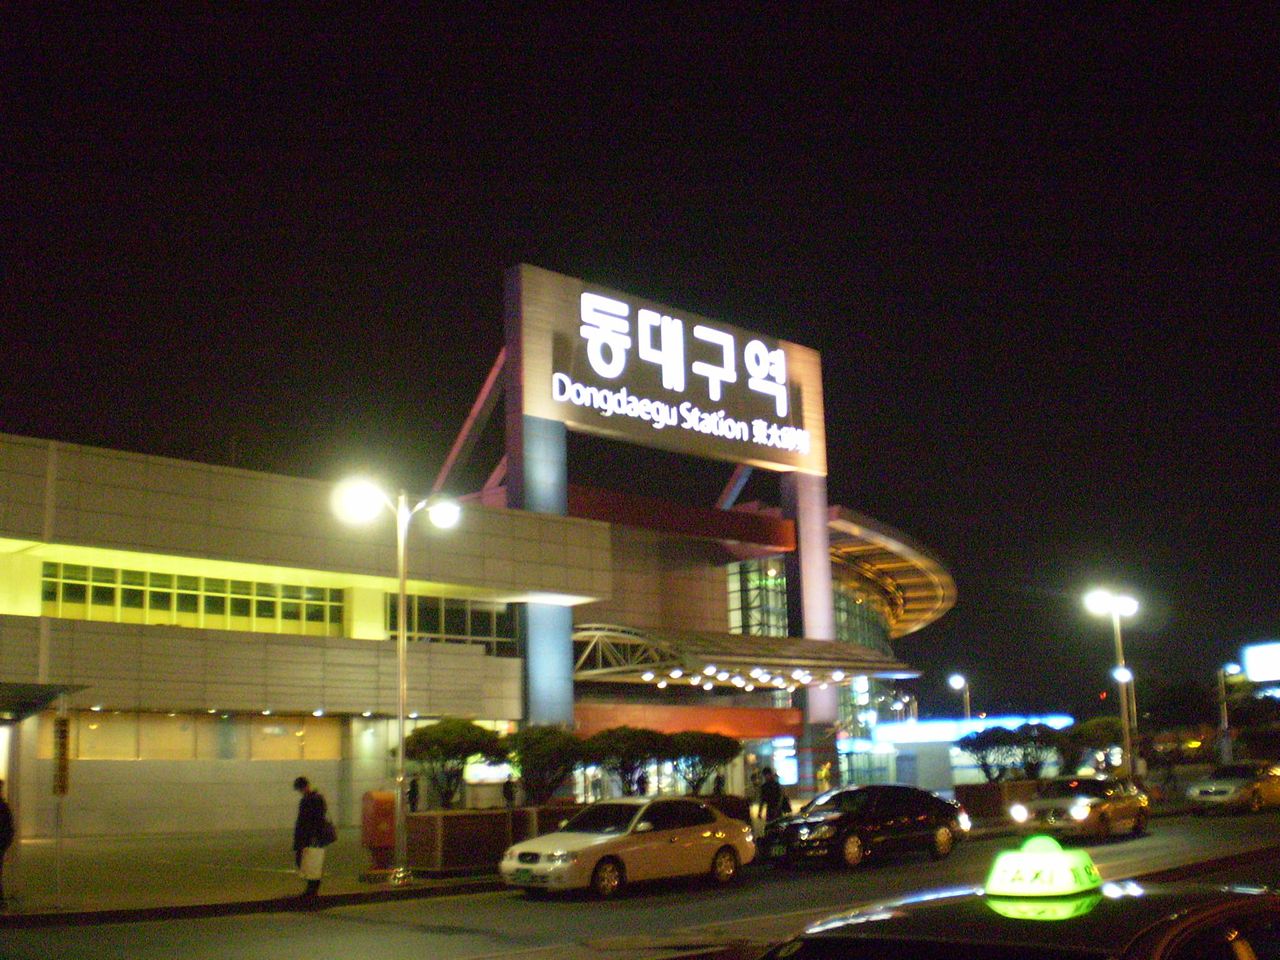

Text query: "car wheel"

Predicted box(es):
[838, 833, 865, 868]
[1248, 791, 1264, 813]
[930, 825, 955, 859]
[710, 846, 739, 885]
[1095, 813, 1111, 841]
[590, 858, 625, 899]
[1132, 809, 1148, 835]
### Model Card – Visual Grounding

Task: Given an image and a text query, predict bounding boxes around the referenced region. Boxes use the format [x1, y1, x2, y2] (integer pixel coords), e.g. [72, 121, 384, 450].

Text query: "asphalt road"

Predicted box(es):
[8, 811, 1280, 960]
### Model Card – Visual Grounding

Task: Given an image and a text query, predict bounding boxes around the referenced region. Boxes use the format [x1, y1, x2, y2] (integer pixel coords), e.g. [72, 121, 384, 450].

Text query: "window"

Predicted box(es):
[727, 558, 788, 637]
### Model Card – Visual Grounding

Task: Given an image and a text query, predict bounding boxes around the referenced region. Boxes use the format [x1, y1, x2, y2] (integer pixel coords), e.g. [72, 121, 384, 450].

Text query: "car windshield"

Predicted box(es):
[1038, 779, 1114, 800]
[1211, 764, 1262, 779]
[804, 788, 871, 815]
[559, 802, 640, 834]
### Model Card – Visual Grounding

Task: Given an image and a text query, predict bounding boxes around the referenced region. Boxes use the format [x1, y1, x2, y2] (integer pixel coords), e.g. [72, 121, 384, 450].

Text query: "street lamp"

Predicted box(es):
[1218, 662, 1242, 763]
[948, 673, 971, 720]
[1084, 589, 1138, 775]
[332, 477, 461, 885]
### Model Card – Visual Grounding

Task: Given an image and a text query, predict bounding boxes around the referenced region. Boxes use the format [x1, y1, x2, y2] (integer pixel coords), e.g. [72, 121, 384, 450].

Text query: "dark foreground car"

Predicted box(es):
[757, 835, 1280, 960]
[759, 783, 970, 868]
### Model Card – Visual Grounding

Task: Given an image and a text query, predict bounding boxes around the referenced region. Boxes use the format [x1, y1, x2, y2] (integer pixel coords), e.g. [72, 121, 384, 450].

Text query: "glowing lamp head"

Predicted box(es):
[949, 673, 967, 691]
[332, 478, 390, 525]
[1112, 665, 1133, 684]
[426, 498, 462, 529]
[1084, 589, 1138, 618]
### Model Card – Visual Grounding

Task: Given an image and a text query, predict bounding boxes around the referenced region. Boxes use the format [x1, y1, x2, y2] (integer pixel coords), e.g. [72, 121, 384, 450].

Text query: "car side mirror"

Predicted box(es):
[558, 819, 568, 829]
[633, 821, 654, 833]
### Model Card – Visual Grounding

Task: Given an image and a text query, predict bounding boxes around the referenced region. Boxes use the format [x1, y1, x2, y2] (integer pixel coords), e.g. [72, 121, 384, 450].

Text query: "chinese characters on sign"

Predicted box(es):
[559, 292, 810, 455]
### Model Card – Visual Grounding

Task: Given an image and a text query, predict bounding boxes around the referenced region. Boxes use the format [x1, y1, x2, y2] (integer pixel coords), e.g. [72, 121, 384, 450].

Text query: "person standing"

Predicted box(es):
[0, 779, 13, 905]
[407, 775, 420, 813]
[292, 776, 327, 899]
[759, 767, 785, 822]
[502, 774, 517, 809]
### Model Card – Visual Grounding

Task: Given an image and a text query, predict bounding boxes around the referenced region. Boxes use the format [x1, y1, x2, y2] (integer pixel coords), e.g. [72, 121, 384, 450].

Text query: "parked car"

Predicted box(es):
[499, 796, 755, 898]
[759, 783, 970, 868]
[1185, 760, 1280, 813]
[1009, 775, 1149, 840]
[755, 834, 1280, 960]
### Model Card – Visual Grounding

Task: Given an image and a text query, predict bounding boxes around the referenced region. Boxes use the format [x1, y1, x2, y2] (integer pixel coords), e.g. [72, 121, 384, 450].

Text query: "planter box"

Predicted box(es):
[384, 801, 584, 877]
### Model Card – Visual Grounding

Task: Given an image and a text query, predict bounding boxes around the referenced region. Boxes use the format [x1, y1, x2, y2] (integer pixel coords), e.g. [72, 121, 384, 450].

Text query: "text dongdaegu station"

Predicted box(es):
[0, 266, 954, 837]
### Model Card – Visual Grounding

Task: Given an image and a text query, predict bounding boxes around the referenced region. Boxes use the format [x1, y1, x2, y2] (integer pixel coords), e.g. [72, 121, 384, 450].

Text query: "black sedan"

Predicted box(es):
[759, 783, 970, 868]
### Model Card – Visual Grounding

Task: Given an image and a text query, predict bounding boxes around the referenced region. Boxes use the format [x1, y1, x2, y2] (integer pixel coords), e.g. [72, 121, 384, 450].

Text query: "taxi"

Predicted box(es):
[499, 796, 754, 898]
[756, 835, 1280, 960]
[1009, 775, 1150, 840]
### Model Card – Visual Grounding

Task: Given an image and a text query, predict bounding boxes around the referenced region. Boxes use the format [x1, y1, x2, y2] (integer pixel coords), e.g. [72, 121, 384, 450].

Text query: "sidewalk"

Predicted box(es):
[0, 829, 499, 927]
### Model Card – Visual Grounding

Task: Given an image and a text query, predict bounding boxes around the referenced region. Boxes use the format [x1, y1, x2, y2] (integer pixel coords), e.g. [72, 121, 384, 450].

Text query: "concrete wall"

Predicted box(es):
[577, 525, 726, 632]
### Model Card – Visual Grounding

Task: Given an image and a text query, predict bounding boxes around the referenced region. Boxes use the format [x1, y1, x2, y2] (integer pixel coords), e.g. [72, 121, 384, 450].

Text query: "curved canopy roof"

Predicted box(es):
[827, 507, 956, 639]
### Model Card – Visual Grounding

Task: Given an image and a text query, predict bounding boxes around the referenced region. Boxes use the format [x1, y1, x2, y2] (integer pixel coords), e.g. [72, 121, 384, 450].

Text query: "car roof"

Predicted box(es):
[794, 882, 1278, 955]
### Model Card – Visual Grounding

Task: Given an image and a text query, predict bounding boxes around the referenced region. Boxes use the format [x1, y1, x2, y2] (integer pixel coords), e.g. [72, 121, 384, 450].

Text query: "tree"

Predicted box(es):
[1058, 716, 1124, 773]
[955, 726, 1021, 782]
[669, 731, 742, 794]
[584, 726, 671, 795]
[1014, 723, 1061, 779]
[504, 725, 583, 806]
[403, 718, 507, 809]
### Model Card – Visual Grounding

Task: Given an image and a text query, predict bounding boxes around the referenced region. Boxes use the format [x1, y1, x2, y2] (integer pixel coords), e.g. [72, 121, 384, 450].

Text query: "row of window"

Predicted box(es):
[36, 710, 343, 761]
[38, 564, 523, 655]
[41, 563, 346, 637]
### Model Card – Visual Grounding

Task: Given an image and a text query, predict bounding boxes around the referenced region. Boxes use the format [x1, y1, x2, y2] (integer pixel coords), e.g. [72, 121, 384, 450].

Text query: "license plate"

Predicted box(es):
[513, 868, 533, 882]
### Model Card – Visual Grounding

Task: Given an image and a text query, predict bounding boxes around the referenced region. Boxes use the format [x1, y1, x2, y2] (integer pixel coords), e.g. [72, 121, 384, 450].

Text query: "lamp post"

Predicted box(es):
[332, 478, 461, 885]
[1218, 662, 1242, 763]
[948, 673, 971, 720]
[1085, 589, 1138, 775]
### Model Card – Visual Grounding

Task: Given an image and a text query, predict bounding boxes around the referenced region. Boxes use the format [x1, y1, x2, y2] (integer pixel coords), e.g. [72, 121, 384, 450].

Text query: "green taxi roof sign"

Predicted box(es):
[985, 835, 1103, 898]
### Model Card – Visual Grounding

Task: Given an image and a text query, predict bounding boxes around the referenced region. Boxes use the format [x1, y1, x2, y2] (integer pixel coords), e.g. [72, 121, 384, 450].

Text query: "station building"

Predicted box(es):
[0, 266, 955, 837]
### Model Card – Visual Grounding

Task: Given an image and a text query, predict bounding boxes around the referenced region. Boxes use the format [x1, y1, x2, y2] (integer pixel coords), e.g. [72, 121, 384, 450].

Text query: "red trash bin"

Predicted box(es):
[362, 790, 396, 870]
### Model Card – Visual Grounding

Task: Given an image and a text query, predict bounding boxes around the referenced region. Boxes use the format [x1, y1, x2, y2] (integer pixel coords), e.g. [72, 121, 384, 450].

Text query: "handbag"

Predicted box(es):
[318, 818, 337, 847]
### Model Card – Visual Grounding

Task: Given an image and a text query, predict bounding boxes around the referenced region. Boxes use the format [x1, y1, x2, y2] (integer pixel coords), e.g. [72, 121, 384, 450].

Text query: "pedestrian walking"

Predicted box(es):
[636, 770, 649, 795]
[0, 779, 13, 905]
[292, 776, 330, 900]
[407, 775, 420, 813]
[712, 771, 726, 795]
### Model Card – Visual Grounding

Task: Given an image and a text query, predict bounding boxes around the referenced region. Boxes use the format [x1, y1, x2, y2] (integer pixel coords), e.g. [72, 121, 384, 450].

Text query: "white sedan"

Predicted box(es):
[499, 796, 755, 897]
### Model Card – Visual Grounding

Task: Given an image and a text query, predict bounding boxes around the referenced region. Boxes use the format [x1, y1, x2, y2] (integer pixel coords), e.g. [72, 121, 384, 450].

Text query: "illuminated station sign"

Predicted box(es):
[511, 265, 827, 475]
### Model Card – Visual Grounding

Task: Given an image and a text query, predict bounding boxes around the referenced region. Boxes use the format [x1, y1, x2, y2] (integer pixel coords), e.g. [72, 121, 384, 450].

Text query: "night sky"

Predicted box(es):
[5, 9, 1276, 721]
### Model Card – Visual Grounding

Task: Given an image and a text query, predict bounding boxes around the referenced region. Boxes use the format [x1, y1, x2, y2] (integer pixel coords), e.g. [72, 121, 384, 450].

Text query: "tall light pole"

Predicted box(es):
[1218, 662, 1242, 763]
[1085, 589, 1138, 775]
[332, 478, 461, 885]
[948, 673, 971, 720]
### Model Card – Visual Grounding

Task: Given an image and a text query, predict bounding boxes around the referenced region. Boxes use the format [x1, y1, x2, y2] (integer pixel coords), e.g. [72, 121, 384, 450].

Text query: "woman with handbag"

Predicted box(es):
[292, 776, 330, 900]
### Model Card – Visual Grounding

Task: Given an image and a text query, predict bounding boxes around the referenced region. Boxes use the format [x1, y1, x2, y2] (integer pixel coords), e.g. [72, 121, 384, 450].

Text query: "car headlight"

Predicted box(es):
[1009, 804, 1029, 823]
[503, 848, 519, 861]
[1069, 802, 1093, 821]
[957, 812, 972, 832]
[545, 850, 578, 865]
